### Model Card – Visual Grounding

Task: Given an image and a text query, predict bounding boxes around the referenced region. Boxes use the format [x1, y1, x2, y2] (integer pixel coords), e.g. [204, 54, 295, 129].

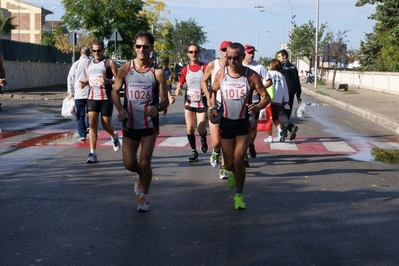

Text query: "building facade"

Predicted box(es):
[0, 0, 52, 44]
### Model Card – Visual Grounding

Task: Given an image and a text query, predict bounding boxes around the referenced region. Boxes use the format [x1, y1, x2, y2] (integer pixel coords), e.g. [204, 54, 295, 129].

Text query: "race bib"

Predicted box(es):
[223, 82, 247, 100]
[89, 75, 103, 86]
[126, 83, 153, 101]
[187, 89, 202, 102]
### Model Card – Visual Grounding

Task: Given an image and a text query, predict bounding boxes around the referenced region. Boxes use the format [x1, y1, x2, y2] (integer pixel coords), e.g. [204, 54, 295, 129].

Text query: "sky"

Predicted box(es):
[29, 0, 376, 58]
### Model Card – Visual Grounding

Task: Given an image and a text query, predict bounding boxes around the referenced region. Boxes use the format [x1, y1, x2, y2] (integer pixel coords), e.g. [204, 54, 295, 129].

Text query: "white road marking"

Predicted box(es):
[158, 136, 188, 147]
[320, 139, 356, 153]
[270, 141, 299, 150]
[370, 141, 399, 150]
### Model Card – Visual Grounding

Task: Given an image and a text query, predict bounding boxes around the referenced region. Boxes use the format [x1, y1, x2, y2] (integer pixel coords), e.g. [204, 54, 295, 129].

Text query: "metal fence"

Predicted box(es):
[0, 39, 76, 63]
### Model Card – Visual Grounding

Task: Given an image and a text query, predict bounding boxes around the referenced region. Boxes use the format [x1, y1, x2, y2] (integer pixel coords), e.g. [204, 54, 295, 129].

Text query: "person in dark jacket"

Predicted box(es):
[277, 49, 301, 140]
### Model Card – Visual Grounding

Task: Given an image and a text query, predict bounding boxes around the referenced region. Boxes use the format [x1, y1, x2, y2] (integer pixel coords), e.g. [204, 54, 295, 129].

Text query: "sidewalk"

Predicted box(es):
[0, 85, 66, 101]
[1, 83, 399, 134]
[301, 82, 399, 135]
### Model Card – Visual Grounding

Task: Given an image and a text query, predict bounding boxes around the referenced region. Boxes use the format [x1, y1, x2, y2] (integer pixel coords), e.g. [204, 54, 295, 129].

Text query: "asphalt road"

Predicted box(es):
[1, 93, 399, 266]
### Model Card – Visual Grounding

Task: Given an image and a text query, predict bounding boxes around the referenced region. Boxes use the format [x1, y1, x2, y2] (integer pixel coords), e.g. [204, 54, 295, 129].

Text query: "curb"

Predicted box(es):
[0, 93, 65, 101]
[302, 87, 399, 135]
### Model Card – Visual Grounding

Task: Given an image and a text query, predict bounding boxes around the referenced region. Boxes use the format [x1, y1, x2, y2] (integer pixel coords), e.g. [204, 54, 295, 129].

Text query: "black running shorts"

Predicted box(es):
[123, 127, 159, 141]
[219, 117, 252, 139]
[87, 99, 114, 117]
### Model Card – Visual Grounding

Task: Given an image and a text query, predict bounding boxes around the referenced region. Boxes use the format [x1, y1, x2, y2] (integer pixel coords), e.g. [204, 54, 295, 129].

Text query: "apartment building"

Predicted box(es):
[0, 0, 52, 44]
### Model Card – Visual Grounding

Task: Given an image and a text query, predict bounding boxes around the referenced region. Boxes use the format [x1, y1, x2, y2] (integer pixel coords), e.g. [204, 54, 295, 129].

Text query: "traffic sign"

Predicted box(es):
[109, 29, 123, 41]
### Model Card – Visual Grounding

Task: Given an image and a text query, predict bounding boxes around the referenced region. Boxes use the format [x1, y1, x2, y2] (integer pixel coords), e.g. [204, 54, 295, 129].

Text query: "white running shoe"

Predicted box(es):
[112, 133, 120, 152]
[134, 176, 142, 196]
[210, 150, 220, 167]
[86, 153, 98, 163]
[137, 195, 150, 212]
[219, 166, 229, 180]
[264, 136, 273, 143]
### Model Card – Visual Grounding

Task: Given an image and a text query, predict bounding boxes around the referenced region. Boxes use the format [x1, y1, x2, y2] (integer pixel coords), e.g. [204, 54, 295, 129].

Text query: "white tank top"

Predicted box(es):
[184, 64, 206, 108]
[220, 67, 251, 120]
[88, 58, 112, 100]
[123, 61, 158, 129]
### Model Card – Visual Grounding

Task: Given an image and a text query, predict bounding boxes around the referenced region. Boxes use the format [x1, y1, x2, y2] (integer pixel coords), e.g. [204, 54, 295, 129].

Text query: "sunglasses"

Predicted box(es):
[226, 56, 240, 61]
[188, 50, 199, 54]
[92, 49, 103, 53]
[221, 48, 227, 52]
[135, 44, 151, 50]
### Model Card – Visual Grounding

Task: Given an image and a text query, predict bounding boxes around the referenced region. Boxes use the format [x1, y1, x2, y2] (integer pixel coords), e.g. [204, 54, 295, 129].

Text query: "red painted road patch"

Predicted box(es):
[0, 130, 381, 156]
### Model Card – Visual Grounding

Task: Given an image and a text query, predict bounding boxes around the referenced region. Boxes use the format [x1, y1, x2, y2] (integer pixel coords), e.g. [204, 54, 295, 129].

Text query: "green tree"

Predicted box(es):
[140, 0, 173, 60]
[356, 32, 383, 71]
[61, 0, 149, 59]
[40, 29, 54, 46]
[167, 18, 208, 64]
[0, 13, 17, 36]
[356, 0, 399, 71]
[287, 20, 327, 71]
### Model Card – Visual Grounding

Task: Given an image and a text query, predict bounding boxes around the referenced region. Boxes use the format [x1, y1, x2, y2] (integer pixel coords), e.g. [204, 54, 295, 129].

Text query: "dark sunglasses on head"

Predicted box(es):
[226, 56, 240, 61]
[135, 44, 151, 50]
[188, 50, 199, 54]
[221, 48, 227, 52]
[92, 49, 103, 53]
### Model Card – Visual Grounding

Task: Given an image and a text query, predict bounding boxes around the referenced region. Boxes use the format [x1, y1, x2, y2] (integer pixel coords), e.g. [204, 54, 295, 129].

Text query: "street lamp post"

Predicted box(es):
[51, 7, 56, 32]
[287, 0, 294, 61]
[265, 30, 282, 48]
[254, 6, 264, 60]
[18, 0, 20, 41]
[314, 0, 319, 89]
[260, 10, 284, 50]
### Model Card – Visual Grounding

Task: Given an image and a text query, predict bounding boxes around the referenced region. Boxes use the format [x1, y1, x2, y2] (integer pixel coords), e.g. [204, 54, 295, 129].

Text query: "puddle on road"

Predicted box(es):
[304, 102, 383, 162]
[0, 130, 76, 146]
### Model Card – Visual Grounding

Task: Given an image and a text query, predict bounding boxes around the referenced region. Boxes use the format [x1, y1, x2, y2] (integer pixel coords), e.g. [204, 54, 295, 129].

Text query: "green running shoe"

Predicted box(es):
[219, 166, 228, 179]
[228, 172, 236, 189]
[210, 150, 220, 167]
[234, 194, 246, 210]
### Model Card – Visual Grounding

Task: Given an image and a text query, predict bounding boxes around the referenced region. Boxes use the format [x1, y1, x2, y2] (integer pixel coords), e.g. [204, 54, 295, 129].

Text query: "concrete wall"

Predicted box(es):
[321, 69, 399, 96]
[2, 61, 71, 91]
[296, 59, 399, 96]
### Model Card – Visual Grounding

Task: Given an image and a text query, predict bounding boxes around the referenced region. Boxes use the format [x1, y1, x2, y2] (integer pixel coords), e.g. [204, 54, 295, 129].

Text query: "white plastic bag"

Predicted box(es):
[295, 102, 306, 118]
[61, 97, 77, 119]
[259, 108, 266, 120]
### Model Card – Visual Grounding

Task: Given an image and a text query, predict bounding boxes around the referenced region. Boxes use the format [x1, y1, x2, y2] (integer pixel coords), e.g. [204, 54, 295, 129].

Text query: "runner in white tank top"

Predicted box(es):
[201, 40, 231, 179]
[79, 40, 120, 164]
[209, 42, 271, 211]
[175, 44, 209, 162]
[111, 31, 170, 212]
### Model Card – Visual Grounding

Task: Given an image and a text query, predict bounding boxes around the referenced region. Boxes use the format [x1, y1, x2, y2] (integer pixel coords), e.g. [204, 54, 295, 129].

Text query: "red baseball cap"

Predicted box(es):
[220, 40, 232, 50]
[244, 44, 257, 53]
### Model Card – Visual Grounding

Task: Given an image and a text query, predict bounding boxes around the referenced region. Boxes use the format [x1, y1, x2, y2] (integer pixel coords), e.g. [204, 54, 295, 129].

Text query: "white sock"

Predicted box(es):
[140, 193, 149, 201]
[90, 149, 95, 154]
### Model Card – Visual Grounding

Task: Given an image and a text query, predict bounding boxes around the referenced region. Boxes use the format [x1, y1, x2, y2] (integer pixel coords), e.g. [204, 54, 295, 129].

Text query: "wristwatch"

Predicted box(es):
[156, 104, 161, 111]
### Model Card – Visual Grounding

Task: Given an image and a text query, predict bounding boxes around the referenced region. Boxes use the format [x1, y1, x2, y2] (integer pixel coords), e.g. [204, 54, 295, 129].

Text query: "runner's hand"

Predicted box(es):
[117, 109, 128, 122]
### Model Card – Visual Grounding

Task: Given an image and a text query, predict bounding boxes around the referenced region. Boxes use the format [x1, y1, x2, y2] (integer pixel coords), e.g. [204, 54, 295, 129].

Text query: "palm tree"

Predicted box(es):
[0, 13, 17, 37]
